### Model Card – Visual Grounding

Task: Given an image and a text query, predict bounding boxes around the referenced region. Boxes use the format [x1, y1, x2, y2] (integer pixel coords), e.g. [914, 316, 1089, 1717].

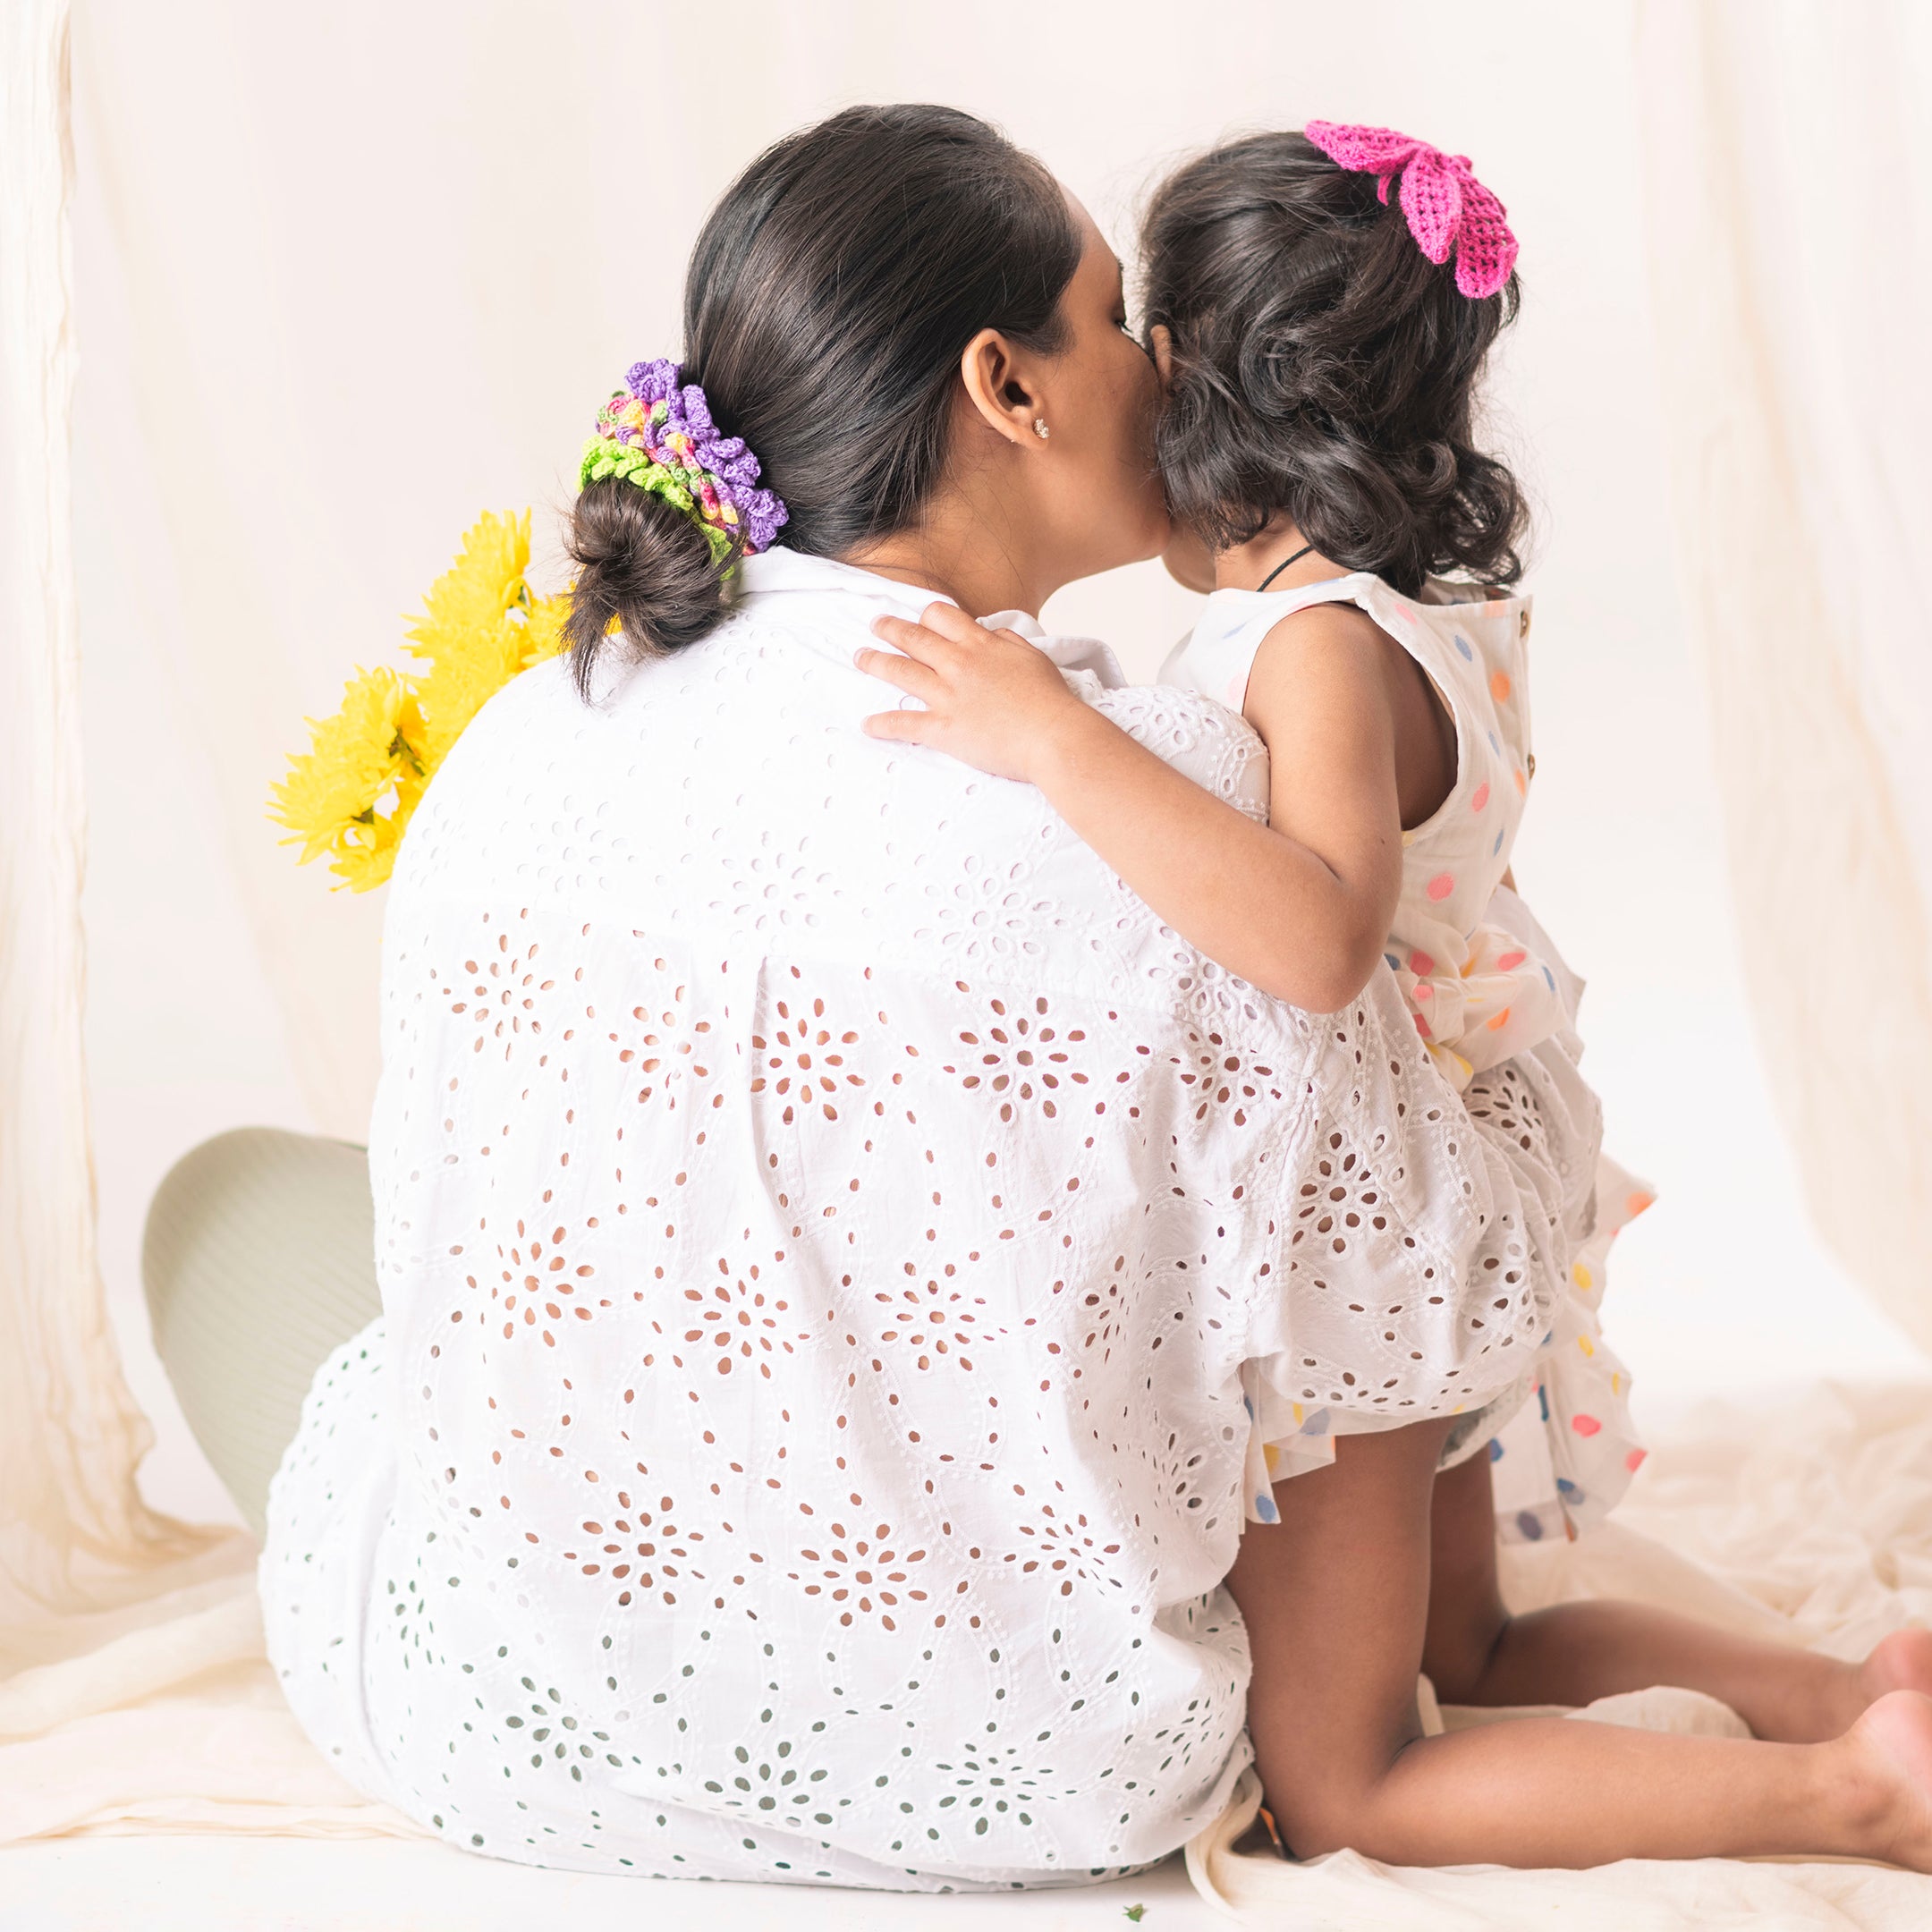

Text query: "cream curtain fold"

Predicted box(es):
[1636, 0, 1932, 1353]
[0, 0, 280, 1831]
[0, 0, 223, 1624]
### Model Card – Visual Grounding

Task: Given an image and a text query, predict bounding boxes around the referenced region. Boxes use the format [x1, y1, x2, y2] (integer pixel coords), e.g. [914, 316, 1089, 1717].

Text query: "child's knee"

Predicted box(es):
[1421, 1606, 1510, 1705]
[1265, 1749, 1419, 1862]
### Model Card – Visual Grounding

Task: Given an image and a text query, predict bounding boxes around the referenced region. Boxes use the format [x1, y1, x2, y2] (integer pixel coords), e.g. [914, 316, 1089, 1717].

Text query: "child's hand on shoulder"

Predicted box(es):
[857, 603, 1089, 786]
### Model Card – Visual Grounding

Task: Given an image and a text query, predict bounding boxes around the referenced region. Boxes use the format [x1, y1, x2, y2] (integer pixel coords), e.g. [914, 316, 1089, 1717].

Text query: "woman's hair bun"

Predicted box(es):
[561, 105, 1081, 696]
[560, 477, 732, 691]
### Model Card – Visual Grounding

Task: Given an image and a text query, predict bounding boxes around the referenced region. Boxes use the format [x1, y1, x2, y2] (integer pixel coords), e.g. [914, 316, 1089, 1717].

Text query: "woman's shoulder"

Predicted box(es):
[1091, 678, 1272, 825]
[386, 584, 1304, 1042]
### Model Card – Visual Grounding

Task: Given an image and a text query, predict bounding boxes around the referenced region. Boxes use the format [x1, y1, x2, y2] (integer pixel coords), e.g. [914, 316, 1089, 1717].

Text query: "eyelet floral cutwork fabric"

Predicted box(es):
[261, 549, 1601, 1891]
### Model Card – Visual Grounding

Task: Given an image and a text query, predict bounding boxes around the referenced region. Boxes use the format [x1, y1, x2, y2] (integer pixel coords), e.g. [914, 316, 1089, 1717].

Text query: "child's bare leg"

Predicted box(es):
[1223, 1420, 1932, 1868]
[1422, 1447, 1932, 1741]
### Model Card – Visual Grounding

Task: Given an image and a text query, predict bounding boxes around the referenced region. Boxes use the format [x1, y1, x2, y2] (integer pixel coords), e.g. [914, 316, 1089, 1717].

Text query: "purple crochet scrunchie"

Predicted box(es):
[580, 359, 788, 560]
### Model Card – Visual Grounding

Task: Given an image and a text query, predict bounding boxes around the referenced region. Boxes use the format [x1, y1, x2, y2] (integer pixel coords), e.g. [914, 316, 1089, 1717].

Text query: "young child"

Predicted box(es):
[860, 120, 1932, 1872]
[860, 122, 1643, 1550]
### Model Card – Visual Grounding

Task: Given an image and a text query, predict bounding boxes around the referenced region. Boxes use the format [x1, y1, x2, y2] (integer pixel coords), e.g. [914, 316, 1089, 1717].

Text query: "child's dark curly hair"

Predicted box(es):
[1141, 130, 1526, 596]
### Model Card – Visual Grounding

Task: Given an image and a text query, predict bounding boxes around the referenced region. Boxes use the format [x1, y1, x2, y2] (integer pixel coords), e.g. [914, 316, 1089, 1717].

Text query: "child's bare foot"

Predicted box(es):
[1843, 1690, 1932, 1869]
[1861, 1628, 1932, 1707]
[1799, 1627, 1932, 1741]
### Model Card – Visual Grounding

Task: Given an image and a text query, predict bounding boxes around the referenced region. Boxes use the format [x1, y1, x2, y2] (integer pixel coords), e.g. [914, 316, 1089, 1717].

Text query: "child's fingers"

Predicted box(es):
[915, 600, 983, 646]
[860, 708, 936, 744]
[869, 612, 962, 667]
[853, 647, 943, 703]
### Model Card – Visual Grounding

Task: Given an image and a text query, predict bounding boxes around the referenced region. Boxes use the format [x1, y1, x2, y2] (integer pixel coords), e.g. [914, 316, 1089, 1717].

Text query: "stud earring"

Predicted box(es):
[1032, 418, 1050, 440]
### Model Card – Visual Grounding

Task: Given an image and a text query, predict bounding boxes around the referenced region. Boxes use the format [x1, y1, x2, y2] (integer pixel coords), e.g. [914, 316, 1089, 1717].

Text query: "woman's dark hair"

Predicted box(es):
[1141, 130, 1525, 595]
[564, 105, 1082, 689]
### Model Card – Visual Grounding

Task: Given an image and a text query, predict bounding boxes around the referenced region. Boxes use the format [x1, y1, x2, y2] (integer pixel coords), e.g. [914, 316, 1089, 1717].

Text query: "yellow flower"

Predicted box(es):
[403, 508, 532, 664]
[410, 618, 527, 767]
[518, 591, 571, 671]
[404, 510, 571, 761]
[272, 510, 569, 893]
[267, 665, 420, 890]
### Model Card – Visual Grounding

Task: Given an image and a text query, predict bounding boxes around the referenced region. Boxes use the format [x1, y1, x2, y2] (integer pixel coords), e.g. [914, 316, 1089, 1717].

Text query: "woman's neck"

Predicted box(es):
[840, 548, 1030, 619]
[843, 532, 1044, 622]
[841, 455, 1052, 619]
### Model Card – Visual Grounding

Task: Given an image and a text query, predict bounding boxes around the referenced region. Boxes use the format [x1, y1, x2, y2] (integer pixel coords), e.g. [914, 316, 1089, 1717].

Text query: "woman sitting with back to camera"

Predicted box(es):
[144, 104, 1932, 1885]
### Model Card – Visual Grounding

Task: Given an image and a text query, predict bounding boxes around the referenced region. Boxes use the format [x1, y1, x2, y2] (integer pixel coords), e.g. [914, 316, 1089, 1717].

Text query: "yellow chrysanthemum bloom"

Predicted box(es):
[410, 618, 527, 769]
[519, 592, 571, 672]
[267, 665, 419, 890]
[269, 511, 569, 892]
[405, 508, 532, 660]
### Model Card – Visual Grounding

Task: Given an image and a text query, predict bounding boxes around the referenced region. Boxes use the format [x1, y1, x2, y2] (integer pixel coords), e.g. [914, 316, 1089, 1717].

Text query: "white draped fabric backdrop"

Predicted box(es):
[7, 0, 1932, 1919]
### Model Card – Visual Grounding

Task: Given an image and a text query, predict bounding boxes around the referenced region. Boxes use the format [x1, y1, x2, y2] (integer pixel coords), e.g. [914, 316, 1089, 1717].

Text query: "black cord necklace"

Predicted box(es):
[1254, 543, 1317, 595]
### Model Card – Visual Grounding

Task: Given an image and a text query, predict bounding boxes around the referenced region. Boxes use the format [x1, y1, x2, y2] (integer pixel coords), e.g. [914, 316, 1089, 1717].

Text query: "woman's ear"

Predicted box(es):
[1148, 323, 1175, 389]
[958, 328, 1042, 448]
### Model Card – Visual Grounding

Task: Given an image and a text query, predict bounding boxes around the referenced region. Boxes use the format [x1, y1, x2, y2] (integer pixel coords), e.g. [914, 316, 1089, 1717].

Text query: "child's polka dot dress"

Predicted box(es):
[1169, 572, 1558, 1092]
[1165, 573, 1648, 1544]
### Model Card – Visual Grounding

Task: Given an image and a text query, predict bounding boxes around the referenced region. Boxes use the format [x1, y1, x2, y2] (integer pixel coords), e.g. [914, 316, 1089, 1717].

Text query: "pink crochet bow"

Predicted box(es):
[1304, 121, 1517, 299]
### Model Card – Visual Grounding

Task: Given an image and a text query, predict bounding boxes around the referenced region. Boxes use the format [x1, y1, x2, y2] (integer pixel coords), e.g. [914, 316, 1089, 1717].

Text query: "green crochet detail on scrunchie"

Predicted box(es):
[579, 438, 737, 565]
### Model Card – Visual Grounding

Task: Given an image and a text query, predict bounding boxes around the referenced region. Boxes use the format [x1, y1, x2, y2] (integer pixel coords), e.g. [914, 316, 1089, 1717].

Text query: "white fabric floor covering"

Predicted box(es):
[4, 1381, 1932, 1926]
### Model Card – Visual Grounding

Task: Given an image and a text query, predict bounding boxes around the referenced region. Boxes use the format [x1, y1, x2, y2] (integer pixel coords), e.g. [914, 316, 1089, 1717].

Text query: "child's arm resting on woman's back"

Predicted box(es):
[858, 602, 1403, 1014]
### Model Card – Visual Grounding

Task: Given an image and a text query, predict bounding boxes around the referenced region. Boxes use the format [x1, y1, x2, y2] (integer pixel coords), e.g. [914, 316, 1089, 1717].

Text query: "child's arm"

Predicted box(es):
[858, 602, 1404, 1013]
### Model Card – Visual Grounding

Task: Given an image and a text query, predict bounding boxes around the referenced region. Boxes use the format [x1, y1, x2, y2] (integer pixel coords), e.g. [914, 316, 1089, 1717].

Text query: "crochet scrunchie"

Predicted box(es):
[580, 359, 788, 562]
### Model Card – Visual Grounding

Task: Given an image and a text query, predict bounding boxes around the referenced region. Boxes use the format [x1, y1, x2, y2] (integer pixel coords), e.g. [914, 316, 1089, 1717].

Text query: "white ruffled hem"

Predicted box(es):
[1239, 1148, 1650, 1540]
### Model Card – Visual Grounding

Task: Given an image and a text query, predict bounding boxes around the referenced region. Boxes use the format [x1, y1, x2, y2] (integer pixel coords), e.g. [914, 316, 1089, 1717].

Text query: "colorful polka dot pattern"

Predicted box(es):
[1158, 569, 1561, 1097]
[1468, 1153, 1651, 1544]
[1170, 573, 1647, 1547]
